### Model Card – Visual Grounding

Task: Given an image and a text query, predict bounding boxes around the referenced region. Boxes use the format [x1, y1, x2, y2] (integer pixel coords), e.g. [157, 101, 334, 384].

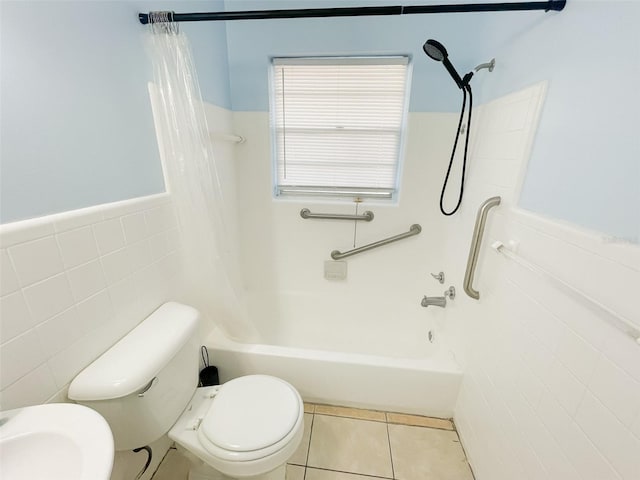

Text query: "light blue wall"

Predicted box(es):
[224, 0, 639, 242]
[3, 0, 637, 240]
[474, 1, 640, 243]
[0, 0, 231, 224]
[224, 0, 545, 112]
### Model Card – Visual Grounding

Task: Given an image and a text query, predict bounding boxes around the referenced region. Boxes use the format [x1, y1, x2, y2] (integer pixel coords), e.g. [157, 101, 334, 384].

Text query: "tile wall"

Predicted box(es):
[455, 210, 640, 480]
[0, 193, 184, 410]
[446, 83, 640, 480]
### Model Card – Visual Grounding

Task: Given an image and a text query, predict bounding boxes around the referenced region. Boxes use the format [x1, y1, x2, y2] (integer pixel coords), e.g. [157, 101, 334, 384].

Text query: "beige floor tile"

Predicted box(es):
[305, 467, 386, 480]
[289, 413, 313, 465]
[151, 448, 190, 480]
[314, 405, 385, 422]
[307, 415, 393, 478]
[388, 424, 473, 480]
[304, 403, 316, 413]
[386, 412, 454, 430]
[286, 464, 305, 480]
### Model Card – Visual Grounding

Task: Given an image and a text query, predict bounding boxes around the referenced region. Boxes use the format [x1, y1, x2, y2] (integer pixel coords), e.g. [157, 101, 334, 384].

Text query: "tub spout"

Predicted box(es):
[421, 295, 446, 308]
[421, 286, 455, 308]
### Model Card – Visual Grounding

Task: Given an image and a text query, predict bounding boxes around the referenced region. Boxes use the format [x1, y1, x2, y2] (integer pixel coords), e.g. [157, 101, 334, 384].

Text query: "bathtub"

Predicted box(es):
[205, 325, 462, 418]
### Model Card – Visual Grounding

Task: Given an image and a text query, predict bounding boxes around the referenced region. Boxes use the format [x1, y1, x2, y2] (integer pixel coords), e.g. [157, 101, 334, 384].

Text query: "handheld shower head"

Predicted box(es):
[422, 38, 466, 89]
[422, 39, 447, 62]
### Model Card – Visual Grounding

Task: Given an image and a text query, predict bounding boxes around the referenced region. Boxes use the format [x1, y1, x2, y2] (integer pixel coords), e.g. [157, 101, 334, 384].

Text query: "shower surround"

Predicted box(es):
[198, 83, 545, 419]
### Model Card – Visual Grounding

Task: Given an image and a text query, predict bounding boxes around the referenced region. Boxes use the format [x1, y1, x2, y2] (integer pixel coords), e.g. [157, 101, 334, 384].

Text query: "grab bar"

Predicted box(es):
[301, 208, 374, 221]
[331, 224, 421, 260]
[210, 131, 245, 144]
[492, 241, 640, 345]
[463, 196, 501, 299]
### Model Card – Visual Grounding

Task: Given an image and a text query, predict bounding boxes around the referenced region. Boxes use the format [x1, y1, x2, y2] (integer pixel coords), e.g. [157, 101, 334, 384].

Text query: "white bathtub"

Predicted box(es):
[205, 326, 462, 418]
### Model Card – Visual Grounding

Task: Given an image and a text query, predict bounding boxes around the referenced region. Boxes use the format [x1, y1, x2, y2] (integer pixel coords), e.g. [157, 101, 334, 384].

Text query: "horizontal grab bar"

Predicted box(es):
[300, 208, 374, 221]
[331, 224, 421, 260]
[493, 241, 640, 345]
[210, 131, 246, 144]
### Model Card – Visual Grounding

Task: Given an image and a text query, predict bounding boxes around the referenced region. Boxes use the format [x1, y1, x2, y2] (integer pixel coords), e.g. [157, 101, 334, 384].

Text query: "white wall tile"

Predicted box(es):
[517, 362, 544, 409]
[53, 205, 104, 233]
[145, 203, 176, 235]
[67, 260, 106, 302]
[0, 363, 58, 410]
[56, 226, 99, 269]
[47, 336, 98, 389]
[600, 333, 640, 383]
[518, 408, 581, 480]
[93, 218, 126, 255]
[544, 359, 586, 416]
[0, 249, 19, 296]
[561, 420, 622, 480]
[127, 239, 153, 273]
[121, 212, 148, 244]
[108, 275, 142, 325]
[0, 291, 34, 343]
[148, 231, 170, 261]
[35, 306, 84, 358]
[0, 330, 46, 389]
[631, 414, 640, 440]
[452, 82, 638, 480]
[166, 227, 181, 252]
[537, 389, 572, 439]
[0, 195, 182, 412]
[575, 393, 640, 480]
[101, 247, 133, 284]
[588, 357, 640, 427]
[22, 273, 75, 324]
[76, 290, 114, 335]
[518, 323, 555, 380]
[555, 324, 601, 385]
[8, 236, 64, 287]
[0, 219, 55, 249]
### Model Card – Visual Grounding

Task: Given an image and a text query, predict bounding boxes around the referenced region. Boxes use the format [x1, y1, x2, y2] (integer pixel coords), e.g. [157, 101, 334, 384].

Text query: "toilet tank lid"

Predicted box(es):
[68, 302, 200, 401]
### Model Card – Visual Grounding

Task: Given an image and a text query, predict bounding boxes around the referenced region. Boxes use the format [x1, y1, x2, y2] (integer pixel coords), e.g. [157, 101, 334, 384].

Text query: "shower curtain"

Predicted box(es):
[145, 15, 258, 341]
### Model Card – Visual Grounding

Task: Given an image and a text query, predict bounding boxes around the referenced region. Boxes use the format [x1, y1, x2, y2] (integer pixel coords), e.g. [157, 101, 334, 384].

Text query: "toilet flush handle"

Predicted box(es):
[137, 377, 159, 397]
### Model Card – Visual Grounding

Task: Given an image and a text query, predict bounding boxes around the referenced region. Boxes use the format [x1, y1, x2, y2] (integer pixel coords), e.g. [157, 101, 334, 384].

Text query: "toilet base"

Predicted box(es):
[176, 444, 286, 480]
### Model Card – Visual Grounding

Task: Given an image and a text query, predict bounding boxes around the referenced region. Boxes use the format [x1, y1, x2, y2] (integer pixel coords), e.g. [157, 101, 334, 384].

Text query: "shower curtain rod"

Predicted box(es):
[138, 1, 566, 24]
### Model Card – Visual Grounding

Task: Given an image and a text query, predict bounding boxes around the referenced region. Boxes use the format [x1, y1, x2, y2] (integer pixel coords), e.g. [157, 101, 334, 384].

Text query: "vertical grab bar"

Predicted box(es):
[463, 196, 501, 299]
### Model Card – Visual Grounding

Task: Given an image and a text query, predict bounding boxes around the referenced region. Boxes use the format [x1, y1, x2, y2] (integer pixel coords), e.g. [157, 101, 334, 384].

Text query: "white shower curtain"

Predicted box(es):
[145, 15, 258, 341]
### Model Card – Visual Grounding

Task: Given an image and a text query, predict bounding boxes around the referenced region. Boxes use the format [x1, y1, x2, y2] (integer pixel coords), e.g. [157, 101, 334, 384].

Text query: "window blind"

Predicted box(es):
[272, 56, 410, 199]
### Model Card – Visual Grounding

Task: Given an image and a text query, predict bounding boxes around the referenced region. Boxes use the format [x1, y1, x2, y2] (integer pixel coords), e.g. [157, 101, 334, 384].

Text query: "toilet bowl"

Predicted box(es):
[170, 377, 304, 479]
[68, 302, 303, 480]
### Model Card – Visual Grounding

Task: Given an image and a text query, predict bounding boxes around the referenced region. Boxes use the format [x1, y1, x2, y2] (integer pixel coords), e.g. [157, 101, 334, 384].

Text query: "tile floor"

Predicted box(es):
[152, 404, 474, 480]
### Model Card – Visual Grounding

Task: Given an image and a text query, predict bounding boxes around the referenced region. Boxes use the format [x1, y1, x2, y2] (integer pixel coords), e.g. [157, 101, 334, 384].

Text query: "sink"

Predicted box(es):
[0, 403, 114, 480]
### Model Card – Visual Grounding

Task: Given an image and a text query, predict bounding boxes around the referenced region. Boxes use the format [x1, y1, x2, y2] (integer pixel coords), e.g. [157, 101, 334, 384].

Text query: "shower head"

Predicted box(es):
[422, 39, 447, 62]
[422, 38, 467, 90]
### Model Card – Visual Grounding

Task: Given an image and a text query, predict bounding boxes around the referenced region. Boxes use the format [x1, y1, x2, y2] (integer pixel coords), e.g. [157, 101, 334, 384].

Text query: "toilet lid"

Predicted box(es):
[200, 375, 300, 452]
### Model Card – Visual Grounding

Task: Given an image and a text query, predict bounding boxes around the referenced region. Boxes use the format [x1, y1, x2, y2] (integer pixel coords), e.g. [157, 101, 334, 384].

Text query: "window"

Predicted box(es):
[271, 56, 411, 200]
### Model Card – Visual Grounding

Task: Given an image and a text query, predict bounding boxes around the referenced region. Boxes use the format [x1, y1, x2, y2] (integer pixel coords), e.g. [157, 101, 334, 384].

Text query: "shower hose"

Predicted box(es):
[440, 84, 472, 216]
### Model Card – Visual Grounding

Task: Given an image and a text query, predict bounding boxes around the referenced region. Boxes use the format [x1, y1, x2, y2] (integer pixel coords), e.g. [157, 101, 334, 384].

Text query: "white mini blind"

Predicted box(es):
[272, 56, 410, 199]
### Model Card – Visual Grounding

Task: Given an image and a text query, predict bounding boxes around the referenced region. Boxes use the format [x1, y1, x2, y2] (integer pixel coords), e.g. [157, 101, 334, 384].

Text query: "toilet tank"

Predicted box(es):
[69, 302, 201, 450]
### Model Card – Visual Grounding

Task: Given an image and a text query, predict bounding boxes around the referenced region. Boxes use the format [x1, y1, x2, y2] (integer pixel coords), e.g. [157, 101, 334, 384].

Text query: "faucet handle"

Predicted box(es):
[430, 271, 445, 284]
[444, 286, 456, 300]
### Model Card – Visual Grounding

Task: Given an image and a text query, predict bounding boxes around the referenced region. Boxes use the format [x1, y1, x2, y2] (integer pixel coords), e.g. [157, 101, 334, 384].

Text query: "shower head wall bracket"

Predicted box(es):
[474, 58, 496, 72]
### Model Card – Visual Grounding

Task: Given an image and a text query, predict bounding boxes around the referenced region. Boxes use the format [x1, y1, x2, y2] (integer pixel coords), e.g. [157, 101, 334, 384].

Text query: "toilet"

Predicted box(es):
[68, 302, 304, 480]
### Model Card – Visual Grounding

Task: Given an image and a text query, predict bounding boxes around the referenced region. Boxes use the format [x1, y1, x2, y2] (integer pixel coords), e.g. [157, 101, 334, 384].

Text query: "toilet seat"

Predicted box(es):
[169, 376, 304, 478]
[198, 375, 301, 461]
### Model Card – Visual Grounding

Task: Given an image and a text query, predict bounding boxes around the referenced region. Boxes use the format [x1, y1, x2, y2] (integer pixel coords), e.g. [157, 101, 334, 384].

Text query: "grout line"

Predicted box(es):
[305, 466, 393, 480]
[453, 422, 477, 480]
[302, 412, 315, 480]
[149, 445, 176, 480]
[314, 412, 387, 423]
[385, 421, 396, 480]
